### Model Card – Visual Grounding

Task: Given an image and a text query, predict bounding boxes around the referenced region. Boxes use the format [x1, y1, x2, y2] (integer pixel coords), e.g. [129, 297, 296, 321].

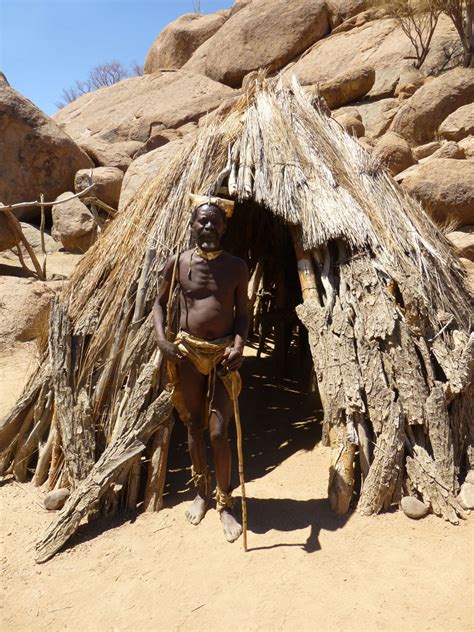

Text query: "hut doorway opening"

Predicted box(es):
[163, 202, 323, 508]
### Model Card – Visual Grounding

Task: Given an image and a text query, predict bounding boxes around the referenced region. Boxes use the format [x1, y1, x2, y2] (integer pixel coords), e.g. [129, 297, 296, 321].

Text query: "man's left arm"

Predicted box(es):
[222, 260, 249, 371]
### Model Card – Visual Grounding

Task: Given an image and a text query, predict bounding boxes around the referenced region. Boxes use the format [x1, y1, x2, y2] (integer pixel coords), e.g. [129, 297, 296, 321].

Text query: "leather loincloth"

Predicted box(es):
[167, 330, 242, 426]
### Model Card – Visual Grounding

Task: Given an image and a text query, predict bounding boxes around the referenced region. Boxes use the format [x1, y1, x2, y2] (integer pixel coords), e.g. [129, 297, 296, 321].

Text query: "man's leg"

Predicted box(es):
[209, 379, 243, 543]
[178, 359, 208, 525]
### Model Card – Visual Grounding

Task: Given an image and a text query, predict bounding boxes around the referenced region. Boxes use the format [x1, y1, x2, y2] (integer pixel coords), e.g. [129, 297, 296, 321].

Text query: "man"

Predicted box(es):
[153, 197, 249, 543]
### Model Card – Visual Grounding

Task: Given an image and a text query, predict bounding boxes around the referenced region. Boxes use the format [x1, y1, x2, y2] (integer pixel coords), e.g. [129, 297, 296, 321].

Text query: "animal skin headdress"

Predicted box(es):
[190, 193, 235, 218]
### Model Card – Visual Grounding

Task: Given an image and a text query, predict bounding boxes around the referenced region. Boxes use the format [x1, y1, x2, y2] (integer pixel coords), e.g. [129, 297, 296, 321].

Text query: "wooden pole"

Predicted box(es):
[232, 381, 247, 552]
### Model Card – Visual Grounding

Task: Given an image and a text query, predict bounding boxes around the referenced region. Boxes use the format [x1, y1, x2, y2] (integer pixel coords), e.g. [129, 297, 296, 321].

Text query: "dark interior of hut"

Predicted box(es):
[163, 201, 324, 524]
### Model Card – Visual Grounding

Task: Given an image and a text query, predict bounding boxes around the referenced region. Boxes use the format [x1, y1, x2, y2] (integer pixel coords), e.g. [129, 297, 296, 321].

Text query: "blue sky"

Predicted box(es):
[0, 0, 233, 115]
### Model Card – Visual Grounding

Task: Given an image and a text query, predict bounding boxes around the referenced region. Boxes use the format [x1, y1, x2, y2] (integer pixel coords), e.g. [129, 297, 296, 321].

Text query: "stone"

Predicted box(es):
[0, 83, 93, 221]
[335, 113, 365, 137]
[429, 141, 465, 160]
[53, 71, 236, 150]
[52, 192, 97, 253]
[44, 488, 70, 511]
[144, 12, 227, 73]
[1, 221, 60, 261]
[230, 0, 253, 16]
[0, 213, 20, 252]
[133, 128, 183, 159]
[74, 167, 123, 209]
[326, 0, 367, 28]
[457, 482, 474, 510]
[400, 496, 429, 519]
[439, 103, 474, 142]
[333, 98, 401, 140]
[413, 141, 441, 160]
[0, 276, 57, 345]
[447, 227, 474, 261]
[118, 136, 192, 211]
[318, 65, 375, 109]
[458, 136, 474, 159]
[78, 138, 143, 172]
[394, 67, 424, 98]
[183, 0, 330, 88]
[373, 131, 417, 176]
[287, 15, 458, 101]
[401, 159, 474, 227]
[391, 68, 474, 146]
[465, 470, 474, 485]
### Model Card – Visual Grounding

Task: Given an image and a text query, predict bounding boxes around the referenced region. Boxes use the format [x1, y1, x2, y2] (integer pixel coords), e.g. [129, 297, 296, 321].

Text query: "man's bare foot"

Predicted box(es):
[185, 494, 208, 525]
[220, 508, 242, 542]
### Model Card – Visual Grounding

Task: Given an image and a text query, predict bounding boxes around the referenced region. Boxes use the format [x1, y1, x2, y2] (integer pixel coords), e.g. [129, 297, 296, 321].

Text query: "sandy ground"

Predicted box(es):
[1, 349, 473, 632]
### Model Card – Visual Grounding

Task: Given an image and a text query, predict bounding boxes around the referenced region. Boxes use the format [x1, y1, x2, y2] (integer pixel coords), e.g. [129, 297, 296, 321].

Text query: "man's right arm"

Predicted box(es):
[153, 255, 183, 363]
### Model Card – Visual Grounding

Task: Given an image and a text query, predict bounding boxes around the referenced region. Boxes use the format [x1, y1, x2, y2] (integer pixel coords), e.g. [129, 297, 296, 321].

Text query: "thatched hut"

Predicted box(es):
[1, 78, 472, 562]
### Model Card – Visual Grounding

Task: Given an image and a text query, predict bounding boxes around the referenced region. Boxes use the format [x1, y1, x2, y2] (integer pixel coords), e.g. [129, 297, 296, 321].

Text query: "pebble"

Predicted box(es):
[400, 496, 429, 519]
[457, 482, 474, 510]
[44, 488, 70, 511]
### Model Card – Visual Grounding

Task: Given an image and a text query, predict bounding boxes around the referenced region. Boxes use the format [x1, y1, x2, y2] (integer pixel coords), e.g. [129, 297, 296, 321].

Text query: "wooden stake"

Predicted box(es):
[232, 381, 247, 552]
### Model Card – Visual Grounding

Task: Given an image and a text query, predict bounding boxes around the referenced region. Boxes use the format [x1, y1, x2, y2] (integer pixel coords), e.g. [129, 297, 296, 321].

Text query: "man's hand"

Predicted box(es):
[221, 346, 243, 371]
[158, 340, 184, 363]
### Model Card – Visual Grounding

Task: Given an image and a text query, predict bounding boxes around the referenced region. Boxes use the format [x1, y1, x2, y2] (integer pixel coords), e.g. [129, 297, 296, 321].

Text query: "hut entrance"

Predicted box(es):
[164, 202, 323, 506]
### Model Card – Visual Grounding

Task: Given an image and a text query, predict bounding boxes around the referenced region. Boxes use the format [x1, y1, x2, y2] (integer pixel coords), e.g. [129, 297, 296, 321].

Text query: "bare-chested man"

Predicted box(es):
[153, 201, 249, 543]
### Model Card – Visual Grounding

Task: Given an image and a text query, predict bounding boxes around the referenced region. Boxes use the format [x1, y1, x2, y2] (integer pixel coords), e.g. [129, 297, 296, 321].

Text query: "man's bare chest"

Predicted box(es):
[179, 259, 237, 301]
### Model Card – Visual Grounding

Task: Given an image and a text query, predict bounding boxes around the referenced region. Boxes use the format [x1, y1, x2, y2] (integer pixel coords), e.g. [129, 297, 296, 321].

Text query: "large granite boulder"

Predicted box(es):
[52, 193, 97, 253]
[438, 103, 474, 142]
[318, 65, 375, 109]
[332, 98, 400, 139]
[75, 167, 123, 209]
[183, 0, 330, 88]
[118, 137, 191, 211]
[0, 83, 93, 220]
[53, 71, 236, 152]
[326, 0, 367, 28]
[373, 131, 417, 176]
[144, 12, 227, 73]
[390, 68, 474, 146]
[401, 158, 474, 227]
[0, 213, 19, 252]
[286, 15, 458, 100]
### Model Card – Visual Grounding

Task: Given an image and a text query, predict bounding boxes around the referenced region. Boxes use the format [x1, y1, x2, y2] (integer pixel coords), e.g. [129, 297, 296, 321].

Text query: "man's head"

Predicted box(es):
[191, 204, 227, 251]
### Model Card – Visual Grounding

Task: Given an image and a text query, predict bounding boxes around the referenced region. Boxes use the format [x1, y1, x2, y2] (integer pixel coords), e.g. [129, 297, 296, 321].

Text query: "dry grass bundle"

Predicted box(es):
[0, 77, 472, 562]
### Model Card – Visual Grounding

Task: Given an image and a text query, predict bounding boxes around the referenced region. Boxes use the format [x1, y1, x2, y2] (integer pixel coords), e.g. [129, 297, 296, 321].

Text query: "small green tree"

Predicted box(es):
[369, 0, 441, 68]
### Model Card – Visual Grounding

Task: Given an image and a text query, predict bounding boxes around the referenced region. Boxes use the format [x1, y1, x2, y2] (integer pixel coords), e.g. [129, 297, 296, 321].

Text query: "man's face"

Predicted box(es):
[192, 205, 226, 250]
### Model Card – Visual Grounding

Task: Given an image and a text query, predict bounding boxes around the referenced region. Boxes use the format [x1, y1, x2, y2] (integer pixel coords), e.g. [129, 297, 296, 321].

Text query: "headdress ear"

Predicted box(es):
[190, 193, 235, 218]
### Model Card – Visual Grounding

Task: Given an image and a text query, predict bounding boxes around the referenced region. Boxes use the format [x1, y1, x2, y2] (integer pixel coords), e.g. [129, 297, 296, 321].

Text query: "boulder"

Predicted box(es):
[333, 98, 401, 140]
[458, 136, 474, 159]
[326, 0, 367, 28]
[75, 167, 123, 209]
[118, 136, 191, 211]
[0, 213, 19, 252]
[438, 103, 474, 142]
[318, 65, 375, 109]
[286, 15, 458, 101]
[52, 193, 97, 253]
[0, 276, 57, 344]
[144, 12, 227, 73]
[78, 138, 143, 171]
[230, 0, 253, 16]
[44, 488, 70, 511]
[400, 496, 429, 519]
[133, 128, 183, 158]
[53, 71, 236, 149]
[447, 227, 474, 261]
[373, 131, 416, 176]
[429, 141, 465, 160]
[457, 482, 474, 510]
[334, 112, 365, 137]
[390, 68, 474, 146]
[401, 159, 474, 227]
[0, 83, 93, 221]
[413, 141, 441, 160]
[394, 67, 424, 99]
[1, 221, 60, 260]
[466, 470, 474, 485]
[183, 0, 330, 88]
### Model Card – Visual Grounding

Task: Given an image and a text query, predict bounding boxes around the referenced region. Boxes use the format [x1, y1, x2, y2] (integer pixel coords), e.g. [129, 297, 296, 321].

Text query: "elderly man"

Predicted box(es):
[153, 197, 249, 543]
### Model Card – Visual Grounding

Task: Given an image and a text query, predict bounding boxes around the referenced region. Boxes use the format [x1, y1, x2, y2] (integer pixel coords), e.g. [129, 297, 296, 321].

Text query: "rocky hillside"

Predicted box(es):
[1, 0, 473, 348]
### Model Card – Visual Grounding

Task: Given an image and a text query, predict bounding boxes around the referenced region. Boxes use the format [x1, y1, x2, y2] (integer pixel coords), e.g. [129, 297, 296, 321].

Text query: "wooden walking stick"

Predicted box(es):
[232, 380, 248, 551]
